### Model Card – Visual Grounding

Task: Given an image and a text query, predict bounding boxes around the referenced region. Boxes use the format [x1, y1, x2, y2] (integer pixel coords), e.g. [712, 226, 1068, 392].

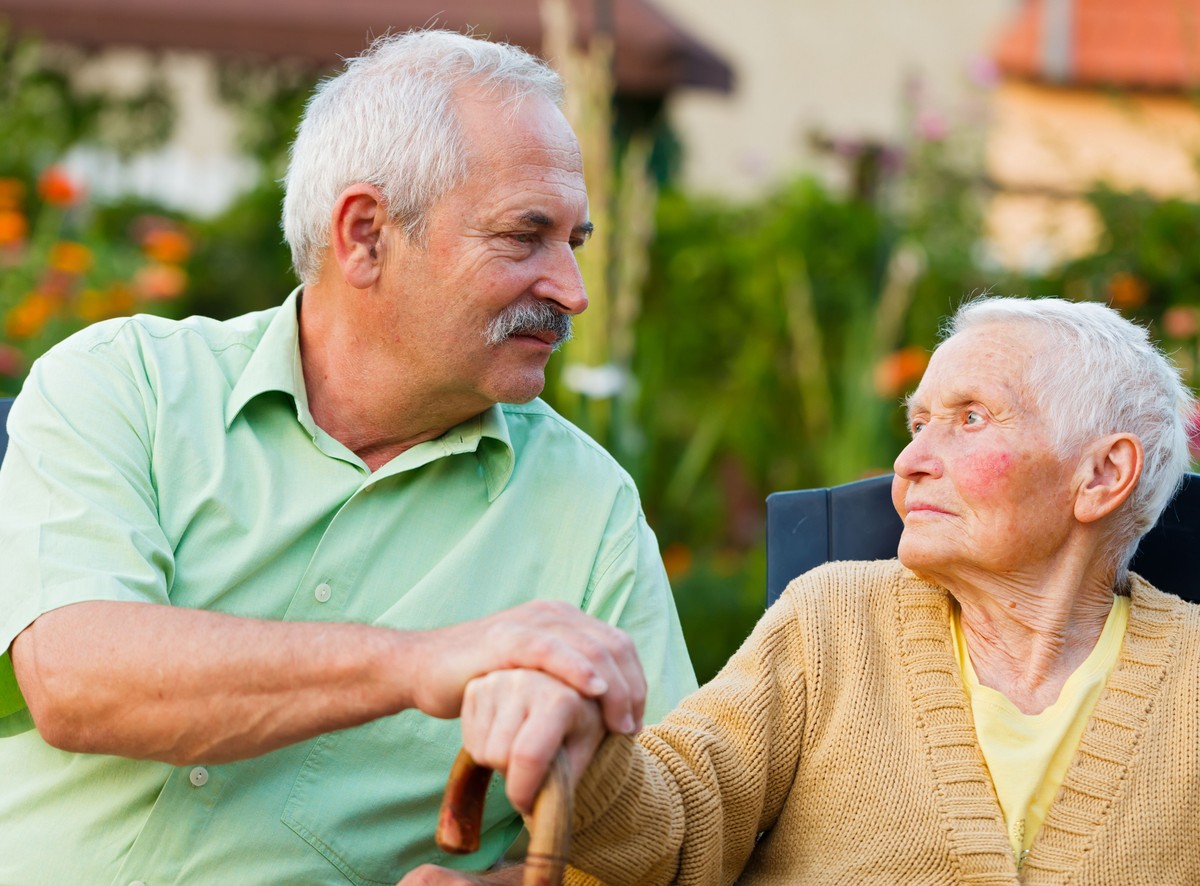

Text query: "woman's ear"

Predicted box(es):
[328, 184, 386, 289]
[1074, 434, 1144, 524]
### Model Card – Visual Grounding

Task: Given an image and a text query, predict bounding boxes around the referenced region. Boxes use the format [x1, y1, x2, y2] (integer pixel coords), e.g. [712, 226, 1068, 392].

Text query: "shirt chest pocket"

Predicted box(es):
[282, 710, 520, 885]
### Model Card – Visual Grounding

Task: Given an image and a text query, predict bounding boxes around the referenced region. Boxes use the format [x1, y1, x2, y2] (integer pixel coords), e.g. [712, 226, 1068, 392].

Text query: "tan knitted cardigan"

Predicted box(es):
[566, 560, 1200, 885]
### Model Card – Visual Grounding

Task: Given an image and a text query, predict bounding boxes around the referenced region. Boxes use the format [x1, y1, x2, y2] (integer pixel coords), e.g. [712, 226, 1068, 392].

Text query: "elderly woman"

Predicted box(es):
[409, 296, 1200, 885]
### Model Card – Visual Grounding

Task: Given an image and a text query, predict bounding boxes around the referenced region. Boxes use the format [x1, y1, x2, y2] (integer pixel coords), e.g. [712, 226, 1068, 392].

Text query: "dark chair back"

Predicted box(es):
[0, 396, 11, 464]
[766, 472, 1200, 606]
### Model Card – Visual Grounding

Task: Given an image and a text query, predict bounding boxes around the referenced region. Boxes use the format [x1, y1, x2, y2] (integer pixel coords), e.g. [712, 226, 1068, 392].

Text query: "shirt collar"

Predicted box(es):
[225, 287, 308, 431]
[475, 404, 515, 500]
[224, 287, 515, 498]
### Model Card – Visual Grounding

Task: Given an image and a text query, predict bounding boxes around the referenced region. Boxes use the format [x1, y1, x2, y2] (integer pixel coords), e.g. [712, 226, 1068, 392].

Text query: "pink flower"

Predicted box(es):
[0, 344, 24, 377]
[1162, 306, 1198, 340]
[1187, 408, 1200, 459]
[967, 56, 1000, 89]
[916, 111, 948, 142]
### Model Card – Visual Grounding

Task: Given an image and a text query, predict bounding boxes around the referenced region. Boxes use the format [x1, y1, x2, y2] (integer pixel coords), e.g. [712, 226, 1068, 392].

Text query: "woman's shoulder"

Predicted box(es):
[1129, 575, 1200, 619]
[778, 559, 944, 628]
[781, 558, 932, 599]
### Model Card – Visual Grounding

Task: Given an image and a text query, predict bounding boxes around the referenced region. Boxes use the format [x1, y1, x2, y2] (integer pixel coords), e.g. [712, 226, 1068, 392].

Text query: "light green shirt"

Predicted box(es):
[0, 291, 696, 885]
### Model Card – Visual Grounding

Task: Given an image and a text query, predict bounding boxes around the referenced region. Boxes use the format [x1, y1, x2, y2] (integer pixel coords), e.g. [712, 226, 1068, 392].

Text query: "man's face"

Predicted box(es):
[373, 89, 591, 409]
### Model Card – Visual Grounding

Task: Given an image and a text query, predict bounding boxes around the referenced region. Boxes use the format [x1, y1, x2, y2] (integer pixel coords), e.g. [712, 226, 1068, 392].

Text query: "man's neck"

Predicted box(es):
[297, 287, 491, 471]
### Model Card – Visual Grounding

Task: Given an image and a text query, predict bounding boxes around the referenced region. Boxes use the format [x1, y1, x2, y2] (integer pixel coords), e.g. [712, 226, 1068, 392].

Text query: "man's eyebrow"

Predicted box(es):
[518, 212, 594, 239]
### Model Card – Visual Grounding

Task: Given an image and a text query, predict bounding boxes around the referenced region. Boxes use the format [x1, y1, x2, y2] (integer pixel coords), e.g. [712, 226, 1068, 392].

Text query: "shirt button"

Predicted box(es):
[314, 583, 332, 603]
[189, 766, 209, 787]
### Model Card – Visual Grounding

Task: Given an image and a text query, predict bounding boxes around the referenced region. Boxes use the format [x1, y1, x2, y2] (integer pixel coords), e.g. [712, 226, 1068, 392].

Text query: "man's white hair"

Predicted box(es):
[946, 296, 1196, 583]
[282, 29, 565, 285]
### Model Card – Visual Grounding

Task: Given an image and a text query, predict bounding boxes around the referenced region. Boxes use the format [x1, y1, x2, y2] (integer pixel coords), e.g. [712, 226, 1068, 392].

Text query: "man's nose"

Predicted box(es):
[532, 242, 588, 316]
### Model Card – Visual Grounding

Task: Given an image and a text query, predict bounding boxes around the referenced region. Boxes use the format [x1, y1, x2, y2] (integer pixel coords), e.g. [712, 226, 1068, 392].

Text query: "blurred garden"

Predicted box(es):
[4, 19, 1200, 680]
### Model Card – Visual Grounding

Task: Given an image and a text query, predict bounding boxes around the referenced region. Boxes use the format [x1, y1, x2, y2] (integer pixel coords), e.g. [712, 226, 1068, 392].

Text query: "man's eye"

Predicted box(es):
[965, 410, 982, 425]
[509, 232, 537, 244]
[911, 421, 926, 435]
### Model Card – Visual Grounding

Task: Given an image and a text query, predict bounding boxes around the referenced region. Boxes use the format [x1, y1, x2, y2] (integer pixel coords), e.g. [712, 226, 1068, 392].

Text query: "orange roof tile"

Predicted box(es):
[994, 0, 1200, 89]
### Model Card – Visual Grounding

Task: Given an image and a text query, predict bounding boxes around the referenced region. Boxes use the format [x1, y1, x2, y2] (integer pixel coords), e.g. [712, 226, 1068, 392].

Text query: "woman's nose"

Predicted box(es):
[893, 428, 942, 480]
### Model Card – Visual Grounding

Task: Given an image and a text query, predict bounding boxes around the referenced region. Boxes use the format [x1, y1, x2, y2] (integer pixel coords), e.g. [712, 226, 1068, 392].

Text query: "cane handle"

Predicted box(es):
[436, 747, 572, 886]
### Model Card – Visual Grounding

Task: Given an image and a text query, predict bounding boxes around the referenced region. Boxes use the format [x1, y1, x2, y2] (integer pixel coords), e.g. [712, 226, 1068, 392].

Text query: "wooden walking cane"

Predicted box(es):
[436, 747, 573, 886]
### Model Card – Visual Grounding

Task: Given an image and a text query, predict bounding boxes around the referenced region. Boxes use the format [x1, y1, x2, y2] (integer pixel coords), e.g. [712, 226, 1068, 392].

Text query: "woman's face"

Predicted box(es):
[890, 322, 1080, 585]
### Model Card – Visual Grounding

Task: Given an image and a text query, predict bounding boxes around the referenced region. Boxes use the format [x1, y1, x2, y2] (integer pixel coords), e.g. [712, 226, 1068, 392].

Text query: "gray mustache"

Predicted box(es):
[484, 301, 574, 350]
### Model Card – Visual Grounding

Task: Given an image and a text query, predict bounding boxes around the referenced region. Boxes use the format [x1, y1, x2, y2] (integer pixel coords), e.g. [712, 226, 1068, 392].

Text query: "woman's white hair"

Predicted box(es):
[282, 29, 565, 285]
[947, 296, 1196, 584]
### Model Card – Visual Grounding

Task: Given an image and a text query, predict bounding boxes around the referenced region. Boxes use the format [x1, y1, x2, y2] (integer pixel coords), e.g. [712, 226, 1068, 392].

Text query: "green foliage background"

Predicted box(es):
[4, 29, 1199, 681]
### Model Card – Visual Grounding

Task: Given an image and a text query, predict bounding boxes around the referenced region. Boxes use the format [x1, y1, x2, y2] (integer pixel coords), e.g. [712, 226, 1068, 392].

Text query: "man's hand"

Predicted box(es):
[461, 669, 605, 814]
[408, 600, 643, 737]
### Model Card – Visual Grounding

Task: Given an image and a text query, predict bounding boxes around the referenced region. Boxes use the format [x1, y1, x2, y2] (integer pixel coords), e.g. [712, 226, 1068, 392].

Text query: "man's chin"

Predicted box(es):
[489, 374, 547, 406]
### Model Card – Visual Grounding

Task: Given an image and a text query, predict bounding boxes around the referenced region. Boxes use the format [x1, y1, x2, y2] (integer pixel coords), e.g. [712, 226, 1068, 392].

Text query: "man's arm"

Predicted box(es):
[12, 598, 641, 766]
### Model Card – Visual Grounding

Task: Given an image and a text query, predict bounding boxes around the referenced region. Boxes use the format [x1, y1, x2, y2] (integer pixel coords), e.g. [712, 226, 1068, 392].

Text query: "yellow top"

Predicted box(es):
[951, 594, 1130, 865]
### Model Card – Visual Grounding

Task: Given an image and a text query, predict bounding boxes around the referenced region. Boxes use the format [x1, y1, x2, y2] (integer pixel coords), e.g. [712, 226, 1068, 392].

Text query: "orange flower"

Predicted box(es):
[48, 241, 93, 275]
[6, 292, 59, 339]
[1108, 271, 1148, 310]
[75, 288, 108, 323]
[661, 542, 693, 582]
[873, 346, 929, 397]
[75, 283, 138, 323]
[141, 227, 191, 265]
[0, 178, 25, 211]
[106, 283, 136, 315]
[37, 166, 82, 206]
[0, 209, 27, 245]
[133, 263, 187, 300]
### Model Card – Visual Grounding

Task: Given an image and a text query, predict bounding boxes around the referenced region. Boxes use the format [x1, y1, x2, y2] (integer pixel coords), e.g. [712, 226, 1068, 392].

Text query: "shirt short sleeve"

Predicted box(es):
[581, 491, 697, 723]
[0, 324, 177, 726]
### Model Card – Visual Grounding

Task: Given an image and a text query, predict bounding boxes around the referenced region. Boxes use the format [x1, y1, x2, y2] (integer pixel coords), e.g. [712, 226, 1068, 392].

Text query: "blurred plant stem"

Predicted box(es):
[540, 0, 657, 468]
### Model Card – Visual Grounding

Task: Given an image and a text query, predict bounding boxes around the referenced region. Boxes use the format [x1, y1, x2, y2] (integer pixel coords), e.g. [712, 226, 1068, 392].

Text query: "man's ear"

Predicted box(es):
[329, 184, 387, 289]
[1074, 434, 1144, 524]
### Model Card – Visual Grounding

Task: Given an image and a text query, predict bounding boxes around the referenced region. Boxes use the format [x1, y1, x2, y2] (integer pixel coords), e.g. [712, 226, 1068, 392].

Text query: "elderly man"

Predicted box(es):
[440, 296, 1200, 885]
[0, 30, 695, 884]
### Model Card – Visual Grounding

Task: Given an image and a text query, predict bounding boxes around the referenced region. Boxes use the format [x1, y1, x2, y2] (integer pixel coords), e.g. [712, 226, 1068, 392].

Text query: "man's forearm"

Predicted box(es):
[11, 597, 645, 766]
[13, 600, 418, 764]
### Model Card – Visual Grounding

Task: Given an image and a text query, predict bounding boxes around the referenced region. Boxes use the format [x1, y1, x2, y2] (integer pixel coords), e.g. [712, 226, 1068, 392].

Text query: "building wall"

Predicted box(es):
[62, 48, 257, 217]
[54, 1, 1024, 213]
[984, 80, 1200, 270]
[653, 0, 1018, 199]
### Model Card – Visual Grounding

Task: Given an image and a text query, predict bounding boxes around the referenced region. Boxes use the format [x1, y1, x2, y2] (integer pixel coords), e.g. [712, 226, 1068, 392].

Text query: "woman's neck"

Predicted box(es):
[951, 565, 1115, 714]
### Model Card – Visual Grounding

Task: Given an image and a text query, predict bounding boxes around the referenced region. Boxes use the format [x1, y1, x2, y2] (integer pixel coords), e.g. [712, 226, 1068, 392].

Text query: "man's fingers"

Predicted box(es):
[409, 601, 646, 737]
[527, 605, 643, 734]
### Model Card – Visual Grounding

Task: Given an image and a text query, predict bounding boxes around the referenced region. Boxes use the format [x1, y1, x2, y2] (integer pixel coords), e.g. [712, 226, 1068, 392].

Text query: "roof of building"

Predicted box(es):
[994, 0, 1200, 89]
[0, 0, 732, 96]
